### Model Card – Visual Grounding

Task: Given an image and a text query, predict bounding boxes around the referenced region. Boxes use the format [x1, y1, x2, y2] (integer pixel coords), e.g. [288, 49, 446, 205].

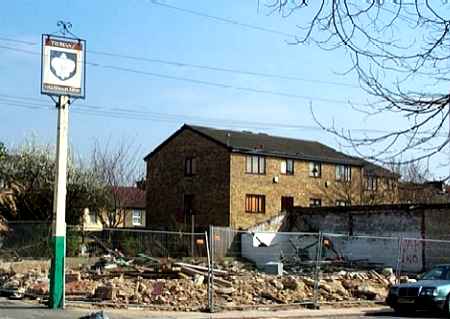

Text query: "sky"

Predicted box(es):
[1, 0, 449, 179]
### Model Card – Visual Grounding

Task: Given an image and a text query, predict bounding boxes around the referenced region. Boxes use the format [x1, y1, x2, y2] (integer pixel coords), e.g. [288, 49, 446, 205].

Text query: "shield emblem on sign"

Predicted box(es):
[50, 50, 77, 81]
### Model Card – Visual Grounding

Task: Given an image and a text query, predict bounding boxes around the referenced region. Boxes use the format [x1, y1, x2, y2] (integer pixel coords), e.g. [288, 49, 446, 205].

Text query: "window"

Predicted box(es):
[281, 196, 294, 211]
[366, 176, 378, 191]
[182, 194, 195, 224]
[309, 198, 322, 207]
[245, 155, 266, 174]
[309, 162, 322, 178]
[281, 159, 294, 175]
[132, 210, 143, 226]
[336, 165, 351, 181]
[184, 194, 194, 215]
[336, 200, 350, 207]
[184, 157, 197, 176]
[89, 211, 97, 224]
[386, 178, 395, 190]
[245, 194, 265, 213]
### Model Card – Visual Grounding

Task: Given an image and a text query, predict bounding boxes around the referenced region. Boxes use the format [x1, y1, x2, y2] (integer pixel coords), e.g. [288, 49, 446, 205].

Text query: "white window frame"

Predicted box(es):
[336, 200, 350, 207]
[366, 176, 378, 191]
[245, 155, 266, 174]
[309, 198, 322, 207]
[132, 210, 143, 226]
[336, 165, 351, 182]
[89, 211, 97, 224]
[309, 162, 322, 178]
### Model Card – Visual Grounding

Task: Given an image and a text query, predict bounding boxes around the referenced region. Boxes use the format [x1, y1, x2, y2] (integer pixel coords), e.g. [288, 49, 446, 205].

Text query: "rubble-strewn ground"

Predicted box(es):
[0, 257, 406, 312]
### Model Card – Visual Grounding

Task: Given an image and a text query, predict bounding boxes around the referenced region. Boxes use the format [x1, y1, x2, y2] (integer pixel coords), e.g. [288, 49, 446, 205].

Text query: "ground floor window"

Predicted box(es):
[245, 194, 265, 213]
[281, 196, 294, 211]
[132, 210, 144, 226]
[309, 198, 322, 207]
[88, 210, 97, 224]
[336, 200, 351, 207]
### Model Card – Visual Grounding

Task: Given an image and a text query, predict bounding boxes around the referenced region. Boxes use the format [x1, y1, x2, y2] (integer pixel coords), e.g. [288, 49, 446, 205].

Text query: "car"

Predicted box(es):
[386, 264, 450, 314]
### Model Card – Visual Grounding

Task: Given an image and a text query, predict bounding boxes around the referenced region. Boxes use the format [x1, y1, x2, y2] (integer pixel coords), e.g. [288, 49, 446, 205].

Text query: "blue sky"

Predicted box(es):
[1, 0, 448, 178]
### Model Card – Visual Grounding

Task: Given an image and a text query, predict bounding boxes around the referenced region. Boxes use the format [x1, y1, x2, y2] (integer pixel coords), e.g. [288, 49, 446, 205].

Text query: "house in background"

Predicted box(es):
[399, 181, 449, 204]
[144, 124, 399, 230]
[83, 186, 146, 230]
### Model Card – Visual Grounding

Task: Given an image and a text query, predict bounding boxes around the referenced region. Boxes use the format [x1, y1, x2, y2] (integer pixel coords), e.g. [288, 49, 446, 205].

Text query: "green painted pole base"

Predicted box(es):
[49, 236, 65, 309]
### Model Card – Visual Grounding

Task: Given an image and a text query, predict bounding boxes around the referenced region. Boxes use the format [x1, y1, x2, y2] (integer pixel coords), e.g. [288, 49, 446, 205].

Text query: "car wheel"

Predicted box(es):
[444, 294, 450, 317]
[393, 305, 414, 315]
[393, 306, 406, 315]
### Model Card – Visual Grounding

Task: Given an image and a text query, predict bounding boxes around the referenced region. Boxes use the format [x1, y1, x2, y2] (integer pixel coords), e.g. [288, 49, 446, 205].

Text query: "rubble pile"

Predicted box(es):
[212, 261, 394, 307]
[0, 254, 401, 310]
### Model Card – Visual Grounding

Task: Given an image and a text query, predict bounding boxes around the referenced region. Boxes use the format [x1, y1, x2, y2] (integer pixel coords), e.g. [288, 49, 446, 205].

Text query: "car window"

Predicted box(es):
[422, 267, 446, 280]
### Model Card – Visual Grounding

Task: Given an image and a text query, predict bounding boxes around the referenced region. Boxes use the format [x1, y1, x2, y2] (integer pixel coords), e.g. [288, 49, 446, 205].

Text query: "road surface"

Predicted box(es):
[0, 298, 446, 319]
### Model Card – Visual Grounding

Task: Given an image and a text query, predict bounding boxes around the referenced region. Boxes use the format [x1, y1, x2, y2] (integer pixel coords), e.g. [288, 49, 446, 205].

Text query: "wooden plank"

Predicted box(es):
[174, 262, 227, 276]
[179, 265, 232, 287]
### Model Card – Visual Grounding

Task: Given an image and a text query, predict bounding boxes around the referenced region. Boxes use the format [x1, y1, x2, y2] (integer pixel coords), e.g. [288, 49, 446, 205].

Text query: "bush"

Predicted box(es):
[66, 233, 82, 257]
[121, 236, 140, 257]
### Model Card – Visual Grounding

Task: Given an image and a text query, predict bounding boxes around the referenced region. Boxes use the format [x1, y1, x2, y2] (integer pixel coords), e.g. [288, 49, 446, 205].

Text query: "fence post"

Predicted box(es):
[312, 231, 323, 309]
[191, 215, 195, 257]
[395, 236, 404, 283]
[207, 225, 215, 312]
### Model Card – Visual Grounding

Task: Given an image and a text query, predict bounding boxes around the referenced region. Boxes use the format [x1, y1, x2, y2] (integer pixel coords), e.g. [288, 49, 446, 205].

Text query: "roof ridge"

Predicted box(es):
[187, 124, 325, 145]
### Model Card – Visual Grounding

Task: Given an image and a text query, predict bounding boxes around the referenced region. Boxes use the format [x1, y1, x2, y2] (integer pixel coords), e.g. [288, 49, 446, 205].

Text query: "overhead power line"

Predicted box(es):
[0, 36, 359, 89]
[148, 0, 297, 39]
[0, 93, 445, 137]
[0, 44, 366, 105]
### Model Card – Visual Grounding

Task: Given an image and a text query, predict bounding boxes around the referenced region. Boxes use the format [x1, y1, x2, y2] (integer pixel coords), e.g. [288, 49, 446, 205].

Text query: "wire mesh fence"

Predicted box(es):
[4, 222, 450, 311]
[209, 226, 320, 311]
[0, 222, 210, 310]
[0, 221, 52, 259]
[73, 227, 208, 259]
[208, 227, 450, 311]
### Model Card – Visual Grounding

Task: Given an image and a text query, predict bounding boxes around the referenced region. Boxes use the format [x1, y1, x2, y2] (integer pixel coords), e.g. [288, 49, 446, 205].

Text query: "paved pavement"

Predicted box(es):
[0, 298, 445, 319]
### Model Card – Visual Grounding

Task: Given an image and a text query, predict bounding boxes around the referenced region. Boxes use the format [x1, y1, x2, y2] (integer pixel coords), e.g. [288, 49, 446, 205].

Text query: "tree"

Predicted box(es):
[0, 139, 108, 223]
[90, 139, 143, 228]
[266, 1, 450, 165]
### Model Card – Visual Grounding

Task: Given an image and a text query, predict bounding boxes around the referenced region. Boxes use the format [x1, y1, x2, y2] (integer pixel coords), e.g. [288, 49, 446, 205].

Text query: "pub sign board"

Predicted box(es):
[41, 34, 86, 98]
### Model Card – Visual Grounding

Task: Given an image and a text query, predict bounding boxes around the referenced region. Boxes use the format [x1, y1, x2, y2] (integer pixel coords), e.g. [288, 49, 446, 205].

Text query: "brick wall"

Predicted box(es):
[285, 204, 450, 271]
[229, 154, 363, 229]
[146, 129, 230, 230]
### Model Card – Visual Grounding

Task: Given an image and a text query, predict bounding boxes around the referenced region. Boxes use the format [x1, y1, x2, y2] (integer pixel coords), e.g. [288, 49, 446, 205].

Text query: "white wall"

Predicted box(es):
[241, 231, 423, 272]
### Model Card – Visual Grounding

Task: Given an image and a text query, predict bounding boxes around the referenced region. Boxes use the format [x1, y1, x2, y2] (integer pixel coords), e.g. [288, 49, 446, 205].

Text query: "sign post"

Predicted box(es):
[41, 30, 85, 309]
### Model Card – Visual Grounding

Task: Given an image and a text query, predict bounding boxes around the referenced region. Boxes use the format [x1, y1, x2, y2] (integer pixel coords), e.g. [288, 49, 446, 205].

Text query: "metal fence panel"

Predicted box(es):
[0, 223, 210, 311]
[210, 226, 320, 311]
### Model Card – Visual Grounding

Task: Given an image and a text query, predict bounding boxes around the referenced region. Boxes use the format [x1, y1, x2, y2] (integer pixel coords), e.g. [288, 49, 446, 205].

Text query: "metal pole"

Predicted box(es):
[205, 230, 212, 312]
[191, 214, 195, 257]
[208, 225, 215, 312]
[313, 232, 323, 309]
[49, 95, 69, 309]
[395, 237, 403, 283]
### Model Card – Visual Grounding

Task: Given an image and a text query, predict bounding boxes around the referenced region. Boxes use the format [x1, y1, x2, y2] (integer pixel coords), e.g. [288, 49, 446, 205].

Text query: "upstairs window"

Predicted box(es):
[245, 194, 265, 213]
[281, 159, 294, 175]
[246, 155, 266, 174]
[386, 178, 395, 190]
[184, 157, 197, 176]
[336, 165, 351, 182]
[309, 162, 322, 178]
[309, 198, 322, 207]
[366, 176, 378, 191]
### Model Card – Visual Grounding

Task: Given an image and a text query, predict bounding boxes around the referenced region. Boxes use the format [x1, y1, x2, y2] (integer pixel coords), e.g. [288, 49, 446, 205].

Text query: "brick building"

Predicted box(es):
[144, 124, 399, 230]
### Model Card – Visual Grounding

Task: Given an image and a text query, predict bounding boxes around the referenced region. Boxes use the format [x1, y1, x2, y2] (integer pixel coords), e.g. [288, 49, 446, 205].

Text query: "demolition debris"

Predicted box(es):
[0, 250, 405, 311]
